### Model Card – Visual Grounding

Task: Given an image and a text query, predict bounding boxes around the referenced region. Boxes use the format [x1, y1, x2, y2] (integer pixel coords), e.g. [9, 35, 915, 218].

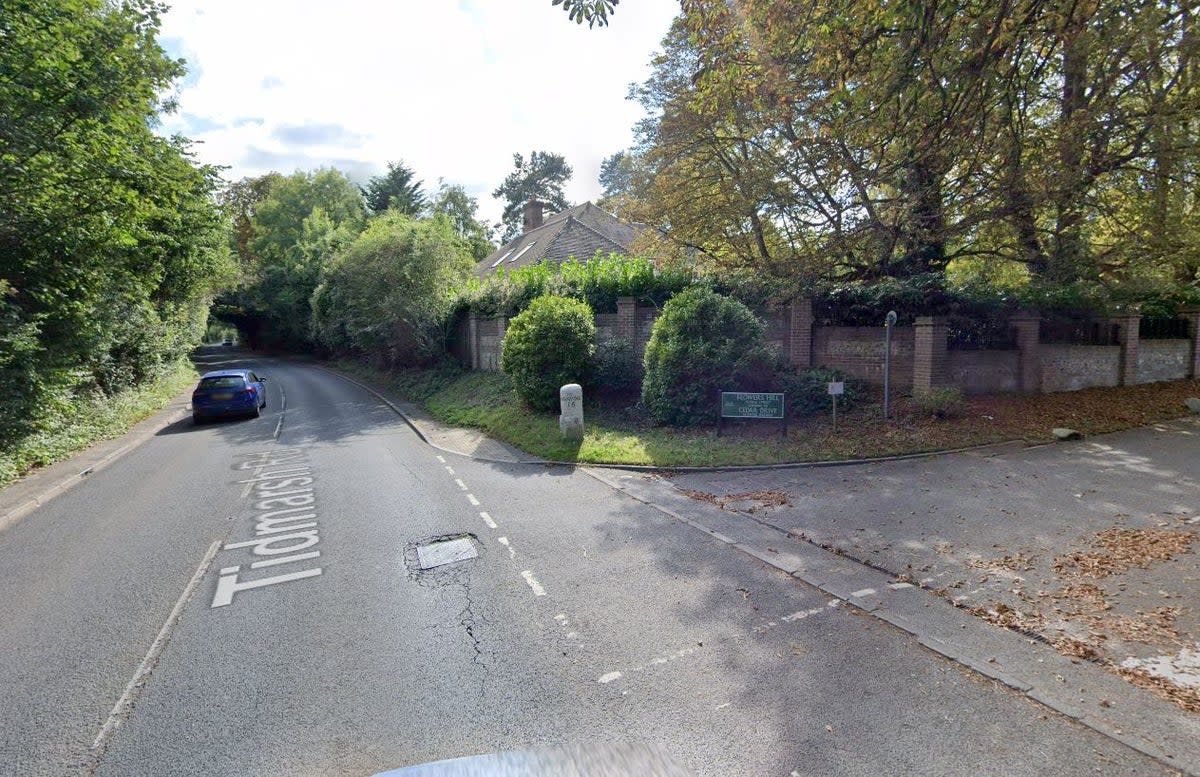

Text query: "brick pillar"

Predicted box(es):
[788, 298, 814, 368]
[468, 313, 480, 370]
[1112, 309, 1141, 386]
[912, 316, 949, 395]
[1182, 307, 1200, 378]
[616, 297, 637, 343]
[1011, 311, 1041, 393]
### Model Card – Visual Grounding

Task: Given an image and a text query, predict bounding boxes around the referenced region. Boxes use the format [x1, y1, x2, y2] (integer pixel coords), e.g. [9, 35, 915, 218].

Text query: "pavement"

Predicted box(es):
[0, 348, 1193, 776]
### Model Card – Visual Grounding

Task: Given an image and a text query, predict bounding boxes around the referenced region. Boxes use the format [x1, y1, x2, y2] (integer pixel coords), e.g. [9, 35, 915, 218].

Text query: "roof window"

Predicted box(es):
[508, 242, 536, 263]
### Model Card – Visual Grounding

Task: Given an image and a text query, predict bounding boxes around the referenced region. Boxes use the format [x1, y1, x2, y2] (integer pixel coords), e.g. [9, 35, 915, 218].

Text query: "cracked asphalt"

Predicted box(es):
[0, 348, 1181, 776]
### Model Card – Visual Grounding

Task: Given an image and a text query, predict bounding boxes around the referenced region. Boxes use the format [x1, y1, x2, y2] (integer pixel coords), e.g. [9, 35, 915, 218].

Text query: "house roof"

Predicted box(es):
[475, 202, 644, 276]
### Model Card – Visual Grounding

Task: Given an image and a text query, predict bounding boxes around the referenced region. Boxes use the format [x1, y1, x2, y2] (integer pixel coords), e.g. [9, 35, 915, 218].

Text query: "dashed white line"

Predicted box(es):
[479, 511, 498, 529]
[498, 537, 516, 558]
[89, 540, 221, 757]
[597, 671, 623, 684]
[445, 466, 455, 475]
[521, 570, 546, 596]
[466, 494, 480, 507]
[436, 455, 446, 464]
[454, 478, 468, 491]
[272, 415, 283, 439]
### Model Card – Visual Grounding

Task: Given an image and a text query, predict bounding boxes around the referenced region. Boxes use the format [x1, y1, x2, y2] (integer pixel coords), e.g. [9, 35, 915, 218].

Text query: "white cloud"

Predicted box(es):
[158, 0, 679, 226]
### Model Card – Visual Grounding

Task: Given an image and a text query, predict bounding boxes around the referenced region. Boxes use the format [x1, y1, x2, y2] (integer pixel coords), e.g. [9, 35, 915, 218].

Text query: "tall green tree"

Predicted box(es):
[0, 0, 232, 448]
[492, 151, 573, 241]
[240, 169, 366, 348]
[426, 180, 495, 260]
[631, 0, 1200, 289]
[363, 160, 425, 216]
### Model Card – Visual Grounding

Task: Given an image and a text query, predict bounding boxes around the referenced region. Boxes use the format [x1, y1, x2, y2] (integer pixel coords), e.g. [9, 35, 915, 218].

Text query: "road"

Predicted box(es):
[0, 349, 1175, 776]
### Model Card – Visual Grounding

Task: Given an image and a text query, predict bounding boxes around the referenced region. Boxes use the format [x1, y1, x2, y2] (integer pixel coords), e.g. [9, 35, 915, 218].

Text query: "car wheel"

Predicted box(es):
[251, 403, 261, 418]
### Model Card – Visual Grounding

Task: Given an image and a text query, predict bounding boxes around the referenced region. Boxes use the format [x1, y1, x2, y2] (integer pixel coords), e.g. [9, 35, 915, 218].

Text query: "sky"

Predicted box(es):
[156, 0, 680, 229]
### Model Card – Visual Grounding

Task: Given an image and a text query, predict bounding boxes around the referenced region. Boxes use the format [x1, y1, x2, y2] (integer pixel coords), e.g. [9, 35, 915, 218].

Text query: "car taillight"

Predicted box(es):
[243, 387, 255, 395]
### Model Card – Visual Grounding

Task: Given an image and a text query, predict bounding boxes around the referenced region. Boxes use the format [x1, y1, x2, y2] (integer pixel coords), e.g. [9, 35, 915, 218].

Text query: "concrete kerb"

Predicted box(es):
[585, 467, 1200, 775]
[0, 391, 193, 536]
[316, 362, 1040, 472]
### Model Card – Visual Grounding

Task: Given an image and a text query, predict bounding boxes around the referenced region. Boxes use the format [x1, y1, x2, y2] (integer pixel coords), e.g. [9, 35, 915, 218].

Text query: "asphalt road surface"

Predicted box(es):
[0, 349, 1175, 776]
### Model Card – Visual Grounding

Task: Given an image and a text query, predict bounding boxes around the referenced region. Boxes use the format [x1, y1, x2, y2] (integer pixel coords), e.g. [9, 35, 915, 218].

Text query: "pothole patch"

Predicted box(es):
[415, 535, 479, 570]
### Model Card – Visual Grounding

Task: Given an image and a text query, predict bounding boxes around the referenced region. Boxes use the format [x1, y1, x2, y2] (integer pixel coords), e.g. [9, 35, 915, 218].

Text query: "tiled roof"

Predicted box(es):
[476, 202, 644, 276]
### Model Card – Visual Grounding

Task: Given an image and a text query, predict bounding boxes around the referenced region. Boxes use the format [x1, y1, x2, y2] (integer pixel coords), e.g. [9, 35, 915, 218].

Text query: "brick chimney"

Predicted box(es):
[522, 200, 544, 233]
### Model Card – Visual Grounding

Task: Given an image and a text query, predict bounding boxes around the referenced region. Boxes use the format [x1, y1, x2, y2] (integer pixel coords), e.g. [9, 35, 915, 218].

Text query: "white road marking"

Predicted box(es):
[597, 671, 623, 684]
[279, 384, 287, 411]
[888, 582, 915, 590]
[436, 455, 446, 464]
[521, 570, 546, 596]
[715, 702, 731, 710]
[753, 602, 837, 635]
[498, 537, 516, 558]
[454, 478, 468, 491]
[445, 466, 455, 475]
[479, 511, 498, 529]
[851, 588, 877, 598]
[219, 566, 240, 575]
[466, 494, 480, 507]
[273, 415, 283, 439]
[90, 540, 221, 755]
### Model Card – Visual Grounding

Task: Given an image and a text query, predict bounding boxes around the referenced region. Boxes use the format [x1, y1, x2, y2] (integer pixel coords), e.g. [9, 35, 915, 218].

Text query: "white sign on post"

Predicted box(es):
[827, 381, 845, 396]
[559, 383, 584, 440]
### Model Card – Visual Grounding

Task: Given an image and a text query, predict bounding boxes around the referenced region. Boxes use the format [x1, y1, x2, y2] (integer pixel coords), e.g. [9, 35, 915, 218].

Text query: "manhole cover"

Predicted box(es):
[416, 537, 478, 570]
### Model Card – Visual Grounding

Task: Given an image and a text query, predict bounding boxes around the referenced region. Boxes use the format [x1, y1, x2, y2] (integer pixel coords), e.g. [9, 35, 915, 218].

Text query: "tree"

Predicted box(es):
[597, 150, 638, 216]
[241, 169, 366, 348]
[631, 0, 1200, 290]
[0, 0, 232, 450]
[551, 0, 619, 27]
[426, 180, 495, 261]
[492, 151, 573, 241]
[363, 160, 425, 216]
[311, 213, 475, 364]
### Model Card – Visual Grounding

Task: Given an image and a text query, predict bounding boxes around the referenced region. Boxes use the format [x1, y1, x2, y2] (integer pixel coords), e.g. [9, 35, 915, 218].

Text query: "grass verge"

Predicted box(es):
[336, 360, 1200, 467]
[0, 359, 197, 489]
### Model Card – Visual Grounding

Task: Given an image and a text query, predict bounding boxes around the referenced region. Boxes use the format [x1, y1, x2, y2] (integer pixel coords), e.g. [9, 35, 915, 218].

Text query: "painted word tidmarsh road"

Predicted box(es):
[214, 448, 325, 607]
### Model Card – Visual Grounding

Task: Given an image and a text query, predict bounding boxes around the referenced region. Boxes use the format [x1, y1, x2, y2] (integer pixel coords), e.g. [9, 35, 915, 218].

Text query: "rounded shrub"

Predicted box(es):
[641, 287, 774, 426]
[501, 295, 595, 412]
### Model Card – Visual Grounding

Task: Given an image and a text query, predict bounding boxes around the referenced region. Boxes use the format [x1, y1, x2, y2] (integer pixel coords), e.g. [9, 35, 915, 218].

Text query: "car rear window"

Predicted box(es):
[199, 376, 245, 388]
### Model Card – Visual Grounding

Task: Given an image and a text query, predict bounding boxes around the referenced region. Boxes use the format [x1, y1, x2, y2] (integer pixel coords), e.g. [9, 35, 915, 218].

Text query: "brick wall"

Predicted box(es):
[476, 317, 505, 371]
[1040, 345, 1120, 391]
[1135, 339, 1191, 384]
[456, 300, 1199, 393]
[946, 350, 1019, 394]
[594, 313, 619, 343]
[813, 326, 915, 390]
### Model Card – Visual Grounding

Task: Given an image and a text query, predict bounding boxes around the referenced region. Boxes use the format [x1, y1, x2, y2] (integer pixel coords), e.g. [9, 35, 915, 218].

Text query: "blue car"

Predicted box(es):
[192, 369, 267, 423]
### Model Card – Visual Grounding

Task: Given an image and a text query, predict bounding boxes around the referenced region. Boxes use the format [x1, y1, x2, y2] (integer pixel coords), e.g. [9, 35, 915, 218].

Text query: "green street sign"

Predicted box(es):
[720, 392, 785, 419]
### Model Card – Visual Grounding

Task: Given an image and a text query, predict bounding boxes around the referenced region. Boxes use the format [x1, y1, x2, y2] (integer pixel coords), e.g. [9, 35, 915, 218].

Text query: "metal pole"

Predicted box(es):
[883, 310, 897, 419]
